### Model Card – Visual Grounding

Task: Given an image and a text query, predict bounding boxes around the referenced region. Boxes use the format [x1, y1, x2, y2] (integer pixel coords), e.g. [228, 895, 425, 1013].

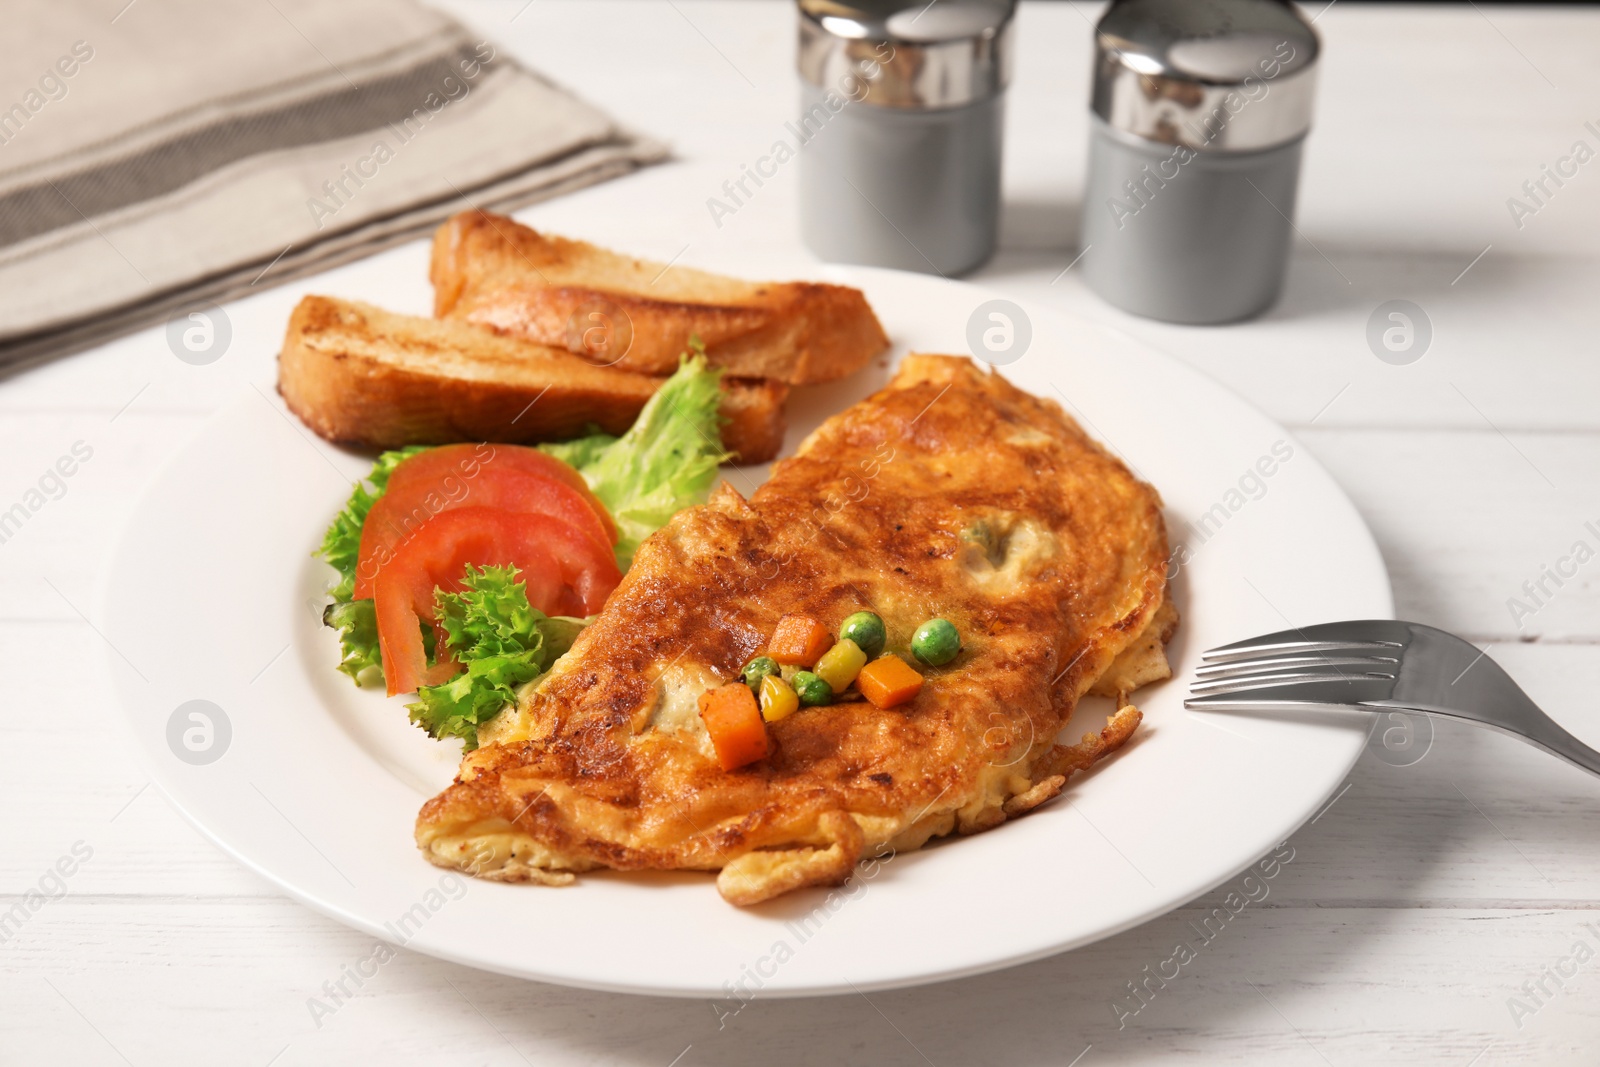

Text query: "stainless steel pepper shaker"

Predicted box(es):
[796, 0, 1015, 276]
[1080, 0, 1319, 323]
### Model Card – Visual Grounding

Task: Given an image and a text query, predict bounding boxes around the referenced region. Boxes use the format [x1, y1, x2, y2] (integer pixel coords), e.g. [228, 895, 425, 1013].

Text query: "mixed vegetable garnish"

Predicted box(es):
[699, 610, 964, 771]
[317, 354, 727, 748]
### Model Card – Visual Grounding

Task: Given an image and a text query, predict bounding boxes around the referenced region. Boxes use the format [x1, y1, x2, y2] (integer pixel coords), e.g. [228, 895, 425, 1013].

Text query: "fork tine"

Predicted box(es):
[1205, 620, 1408, 653]
[1185, 676, 1396, 709]
[1195, 654, 1400, 680]
[1202, 639, 1400, 664]
[1201, 621, 1406, 663]
[1189, 671, 1396, 696]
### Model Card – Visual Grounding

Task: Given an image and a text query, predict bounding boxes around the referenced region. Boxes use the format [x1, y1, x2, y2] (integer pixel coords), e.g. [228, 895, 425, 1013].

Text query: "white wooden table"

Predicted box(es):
[6, 2, 1600, 1063]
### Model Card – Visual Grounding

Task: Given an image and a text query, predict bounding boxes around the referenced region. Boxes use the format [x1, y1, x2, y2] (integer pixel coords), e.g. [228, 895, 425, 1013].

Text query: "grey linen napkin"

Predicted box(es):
[0, 0, 667, 369]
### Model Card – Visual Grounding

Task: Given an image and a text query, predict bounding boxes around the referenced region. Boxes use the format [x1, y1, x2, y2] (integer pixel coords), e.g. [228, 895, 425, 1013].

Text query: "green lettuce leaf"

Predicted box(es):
[321, 599, 382, 686]
[536, 428, 617, 471]
[544, 349, 727, 569]
[407, 565, 586, 748]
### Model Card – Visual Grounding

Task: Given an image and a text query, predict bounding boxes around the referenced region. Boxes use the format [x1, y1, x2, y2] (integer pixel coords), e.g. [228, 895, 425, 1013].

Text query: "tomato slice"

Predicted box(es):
[373, 507, 622, 696]
[385, 444, 616, 542]
[356, 466, 612, 598]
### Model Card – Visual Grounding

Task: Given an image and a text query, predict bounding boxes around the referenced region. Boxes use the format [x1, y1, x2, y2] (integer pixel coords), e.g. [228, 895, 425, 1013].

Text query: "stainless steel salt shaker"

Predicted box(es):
[796, 0, 1015, 276]
[1080, 0, 1319, 323]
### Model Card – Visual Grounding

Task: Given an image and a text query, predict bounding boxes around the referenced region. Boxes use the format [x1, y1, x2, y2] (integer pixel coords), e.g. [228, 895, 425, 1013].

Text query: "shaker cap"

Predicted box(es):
[1092, 0, 1318, 152]
[798, 0, 1015, 110]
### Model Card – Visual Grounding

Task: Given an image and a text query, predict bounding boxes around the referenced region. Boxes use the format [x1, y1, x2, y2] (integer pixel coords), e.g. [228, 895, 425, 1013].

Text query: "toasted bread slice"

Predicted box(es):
[716, 377, 788, 465]
[430, 211, 889, 383]
[278, 296, 787, 462]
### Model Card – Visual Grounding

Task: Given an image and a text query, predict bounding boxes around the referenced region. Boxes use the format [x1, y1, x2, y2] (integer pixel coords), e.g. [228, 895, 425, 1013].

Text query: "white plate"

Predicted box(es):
[102, 265, 1390, 997]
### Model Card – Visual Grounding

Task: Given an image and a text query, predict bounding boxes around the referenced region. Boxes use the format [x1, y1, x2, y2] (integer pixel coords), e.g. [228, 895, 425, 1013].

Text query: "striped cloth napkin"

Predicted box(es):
[0, 0, 666, 369]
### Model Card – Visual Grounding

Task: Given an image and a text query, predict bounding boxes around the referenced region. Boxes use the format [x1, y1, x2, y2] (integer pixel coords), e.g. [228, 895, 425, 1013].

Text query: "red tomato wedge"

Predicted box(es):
[373, 507, 622, 696]
[386, 444, 616, 542]
[354, 446, 616, 599]
[357, 470, 612, 598]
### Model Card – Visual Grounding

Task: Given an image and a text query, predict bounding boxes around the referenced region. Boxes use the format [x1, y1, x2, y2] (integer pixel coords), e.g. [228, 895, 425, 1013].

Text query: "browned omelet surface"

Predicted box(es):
[416, 355, 1175, 905]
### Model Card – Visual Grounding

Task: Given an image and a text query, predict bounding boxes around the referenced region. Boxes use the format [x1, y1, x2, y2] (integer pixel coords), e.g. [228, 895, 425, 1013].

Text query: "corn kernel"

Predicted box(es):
[814, 638, 867, 694]
[759, 673, 800, 722]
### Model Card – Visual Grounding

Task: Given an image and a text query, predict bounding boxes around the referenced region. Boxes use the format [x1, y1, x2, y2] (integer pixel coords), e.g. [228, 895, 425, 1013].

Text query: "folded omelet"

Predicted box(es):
[416, 355, 1175, 905]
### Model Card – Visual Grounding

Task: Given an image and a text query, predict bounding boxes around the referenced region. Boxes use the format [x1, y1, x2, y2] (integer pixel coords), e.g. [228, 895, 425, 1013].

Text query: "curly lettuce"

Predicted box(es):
[536, 429, 617, 472]
[407, 565, 585, 749]
[321, 599, 382, 686]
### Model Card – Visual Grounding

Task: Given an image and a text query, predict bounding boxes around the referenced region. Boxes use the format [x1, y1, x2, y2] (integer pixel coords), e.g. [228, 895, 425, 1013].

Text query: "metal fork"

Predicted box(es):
[1185, 620, 1600, 779]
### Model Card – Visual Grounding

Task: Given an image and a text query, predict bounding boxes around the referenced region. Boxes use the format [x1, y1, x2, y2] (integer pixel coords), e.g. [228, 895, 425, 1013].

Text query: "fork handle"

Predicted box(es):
[1520, 718, 1600, 781]
[1398, 704, 1600, 781]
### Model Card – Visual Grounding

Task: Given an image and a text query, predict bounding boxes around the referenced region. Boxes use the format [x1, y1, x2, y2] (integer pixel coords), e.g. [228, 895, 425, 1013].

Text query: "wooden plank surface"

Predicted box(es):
[3, 2, 1599, 1064]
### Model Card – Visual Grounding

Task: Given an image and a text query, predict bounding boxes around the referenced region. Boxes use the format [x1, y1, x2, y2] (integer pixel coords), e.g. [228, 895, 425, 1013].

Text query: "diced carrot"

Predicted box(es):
[857, 654, 924, 709]
[767, 614, 833, 667]
[698, 683, 770, 770]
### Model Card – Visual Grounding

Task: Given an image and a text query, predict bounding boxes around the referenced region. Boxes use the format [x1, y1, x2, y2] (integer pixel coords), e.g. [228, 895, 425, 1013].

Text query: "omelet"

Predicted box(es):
[415, 355, 1175, 905]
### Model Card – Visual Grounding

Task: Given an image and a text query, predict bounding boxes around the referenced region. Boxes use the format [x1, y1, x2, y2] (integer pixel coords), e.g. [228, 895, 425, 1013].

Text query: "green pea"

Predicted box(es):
[912, 618, 960, 666]
[838, 611, 887, 658]
[792, 671, 833, 706]
[742, 655, 780, 693]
